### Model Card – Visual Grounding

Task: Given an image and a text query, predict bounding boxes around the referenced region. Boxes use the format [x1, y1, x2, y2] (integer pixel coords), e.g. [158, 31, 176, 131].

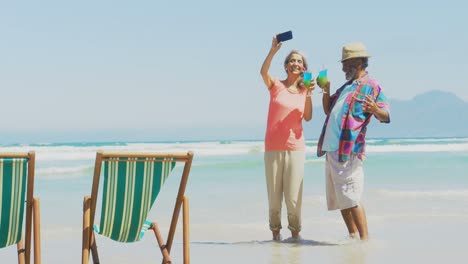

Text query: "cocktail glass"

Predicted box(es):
[317, 69, 328, 94]
[303, 71, 312, 87]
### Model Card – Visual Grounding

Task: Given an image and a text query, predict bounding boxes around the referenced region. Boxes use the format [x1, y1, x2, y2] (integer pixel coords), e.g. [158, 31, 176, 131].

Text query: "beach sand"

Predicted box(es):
[3, 190, 467, 263]
[4, 214, 467, 263]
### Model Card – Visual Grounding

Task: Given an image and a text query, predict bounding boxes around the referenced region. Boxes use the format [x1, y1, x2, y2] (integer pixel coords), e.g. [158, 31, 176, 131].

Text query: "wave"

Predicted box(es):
[36, 165, 93, 179]
[366, 143, 468, 153]
[385, 138, 468, 144]
[0, 141, 266, 160]
[1, 138, 468, 161]
[377, 189, 468, 199]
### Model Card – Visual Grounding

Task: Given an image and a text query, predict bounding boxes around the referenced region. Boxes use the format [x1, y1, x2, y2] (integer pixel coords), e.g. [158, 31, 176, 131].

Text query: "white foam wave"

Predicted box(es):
[366, 139, 384, 144]
[0, 141, 266, 161]
[367, 143, 468, 153]
[1, 139, 468, 161]
[386, 138, 468, 143]
[378, 189, 468, 199]
[36, 165, 93, 178]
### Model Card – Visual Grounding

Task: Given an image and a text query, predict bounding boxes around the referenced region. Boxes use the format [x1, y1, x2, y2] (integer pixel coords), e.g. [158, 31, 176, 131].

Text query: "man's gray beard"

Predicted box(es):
[345, 68, 357, 80]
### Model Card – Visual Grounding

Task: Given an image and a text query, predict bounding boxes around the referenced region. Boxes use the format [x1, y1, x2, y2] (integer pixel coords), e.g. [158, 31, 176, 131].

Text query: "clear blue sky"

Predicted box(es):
[1, 0, 466, 142]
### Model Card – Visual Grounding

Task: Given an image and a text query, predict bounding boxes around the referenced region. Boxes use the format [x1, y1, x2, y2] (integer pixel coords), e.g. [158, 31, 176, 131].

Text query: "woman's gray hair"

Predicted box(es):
[284, 50, 308, 73]
[283, 50, 309, 90]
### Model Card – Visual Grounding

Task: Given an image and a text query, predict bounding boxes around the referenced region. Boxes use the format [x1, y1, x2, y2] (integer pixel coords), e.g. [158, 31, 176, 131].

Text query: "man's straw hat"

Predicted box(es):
[340, 42, 371, 62]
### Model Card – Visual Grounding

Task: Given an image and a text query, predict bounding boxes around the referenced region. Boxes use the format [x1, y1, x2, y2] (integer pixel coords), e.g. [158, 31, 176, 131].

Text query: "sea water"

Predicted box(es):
[1, 137, 468, 263]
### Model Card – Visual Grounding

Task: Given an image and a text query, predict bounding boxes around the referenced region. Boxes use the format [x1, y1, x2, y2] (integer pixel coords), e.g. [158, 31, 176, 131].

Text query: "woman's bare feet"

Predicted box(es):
[272, 231, 281, 241]
[291, 231, 300, 239]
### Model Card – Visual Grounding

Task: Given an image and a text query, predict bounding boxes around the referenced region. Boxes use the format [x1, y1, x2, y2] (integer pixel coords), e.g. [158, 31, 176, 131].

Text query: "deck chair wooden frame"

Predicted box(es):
[82, 151, 193, 264]
[0, 152, 41, 264]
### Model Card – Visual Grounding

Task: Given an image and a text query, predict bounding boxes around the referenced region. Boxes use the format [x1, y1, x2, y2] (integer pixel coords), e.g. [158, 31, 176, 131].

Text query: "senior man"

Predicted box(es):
[316, 42, 390, 240]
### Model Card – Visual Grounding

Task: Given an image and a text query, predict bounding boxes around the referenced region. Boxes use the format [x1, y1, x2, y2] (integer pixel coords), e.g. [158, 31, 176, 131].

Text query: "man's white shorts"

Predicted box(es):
[325, 151, 364, 210]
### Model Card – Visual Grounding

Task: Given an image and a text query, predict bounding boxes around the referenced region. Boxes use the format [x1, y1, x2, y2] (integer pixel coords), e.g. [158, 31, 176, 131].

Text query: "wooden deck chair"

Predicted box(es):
[82, 151, 193, 264]
[0, 152, 41, 264]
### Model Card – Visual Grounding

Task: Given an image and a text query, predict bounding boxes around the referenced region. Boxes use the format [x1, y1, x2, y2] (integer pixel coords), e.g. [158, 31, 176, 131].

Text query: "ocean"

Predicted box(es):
[1, 137, 468, 263]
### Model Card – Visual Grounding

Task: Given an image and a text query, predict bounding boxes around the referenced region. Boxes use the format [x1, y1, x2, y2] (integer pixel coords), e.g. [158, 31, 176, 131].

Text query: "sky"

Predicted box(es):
[0, 0, 467, 143]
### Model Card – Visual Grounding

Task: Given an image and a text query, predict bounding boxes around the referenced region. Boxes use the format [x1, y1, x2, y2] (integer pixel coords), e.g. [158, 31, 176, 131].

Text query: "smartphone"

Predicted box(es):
[276, 31, 293, 42]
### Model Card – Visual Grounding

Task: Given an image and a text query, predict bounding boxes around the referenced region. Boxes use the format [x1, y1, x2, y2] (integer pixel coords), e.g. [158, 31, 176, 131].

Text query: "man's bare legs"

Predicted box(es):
[341, 208, 358, 235]
[340, 204, 368, 240]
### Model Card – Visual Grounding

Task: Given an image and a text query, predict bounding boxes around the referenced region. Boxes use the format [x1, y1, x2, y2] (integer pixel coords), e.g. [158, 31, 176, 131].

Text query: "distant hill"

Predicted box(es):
[368, 90, 468, 138]
[304, 90, 468, 139]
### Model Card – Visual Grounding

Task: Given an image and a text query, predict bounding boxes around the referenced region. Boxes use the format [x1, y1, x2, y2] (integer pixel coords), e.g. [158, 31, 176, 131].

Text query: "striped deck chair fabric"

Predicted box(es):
[0, 158, 28, 248]
[95, 157, 176, 243]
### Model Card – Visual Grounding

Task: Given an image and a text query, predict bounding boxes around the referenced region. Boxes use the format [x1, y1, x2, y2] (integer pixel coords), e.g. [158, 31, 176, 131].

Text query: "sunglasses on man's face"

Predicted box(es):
[342, 59, 362, 68]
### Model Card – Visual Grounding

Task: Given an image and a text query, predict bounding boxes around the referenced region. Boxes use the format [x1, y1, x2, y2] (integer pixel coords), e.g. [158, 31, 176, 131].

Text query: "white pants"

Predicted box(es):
[264, 151, 304, 232]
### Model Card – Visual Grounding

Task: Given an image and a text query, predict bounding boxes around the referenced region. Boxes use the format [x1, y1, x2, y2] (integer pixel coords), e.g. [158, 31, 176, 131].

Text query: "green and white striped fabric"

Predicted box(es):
[0, 158, 28, 248]
[96, 157, 176, 243]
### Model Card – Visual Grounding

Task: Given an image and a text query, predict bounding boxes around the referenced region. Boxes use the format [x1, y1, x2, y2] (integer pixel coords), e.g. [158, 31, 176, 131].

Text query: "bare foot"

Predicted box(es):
[291, 231, 300, 239]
